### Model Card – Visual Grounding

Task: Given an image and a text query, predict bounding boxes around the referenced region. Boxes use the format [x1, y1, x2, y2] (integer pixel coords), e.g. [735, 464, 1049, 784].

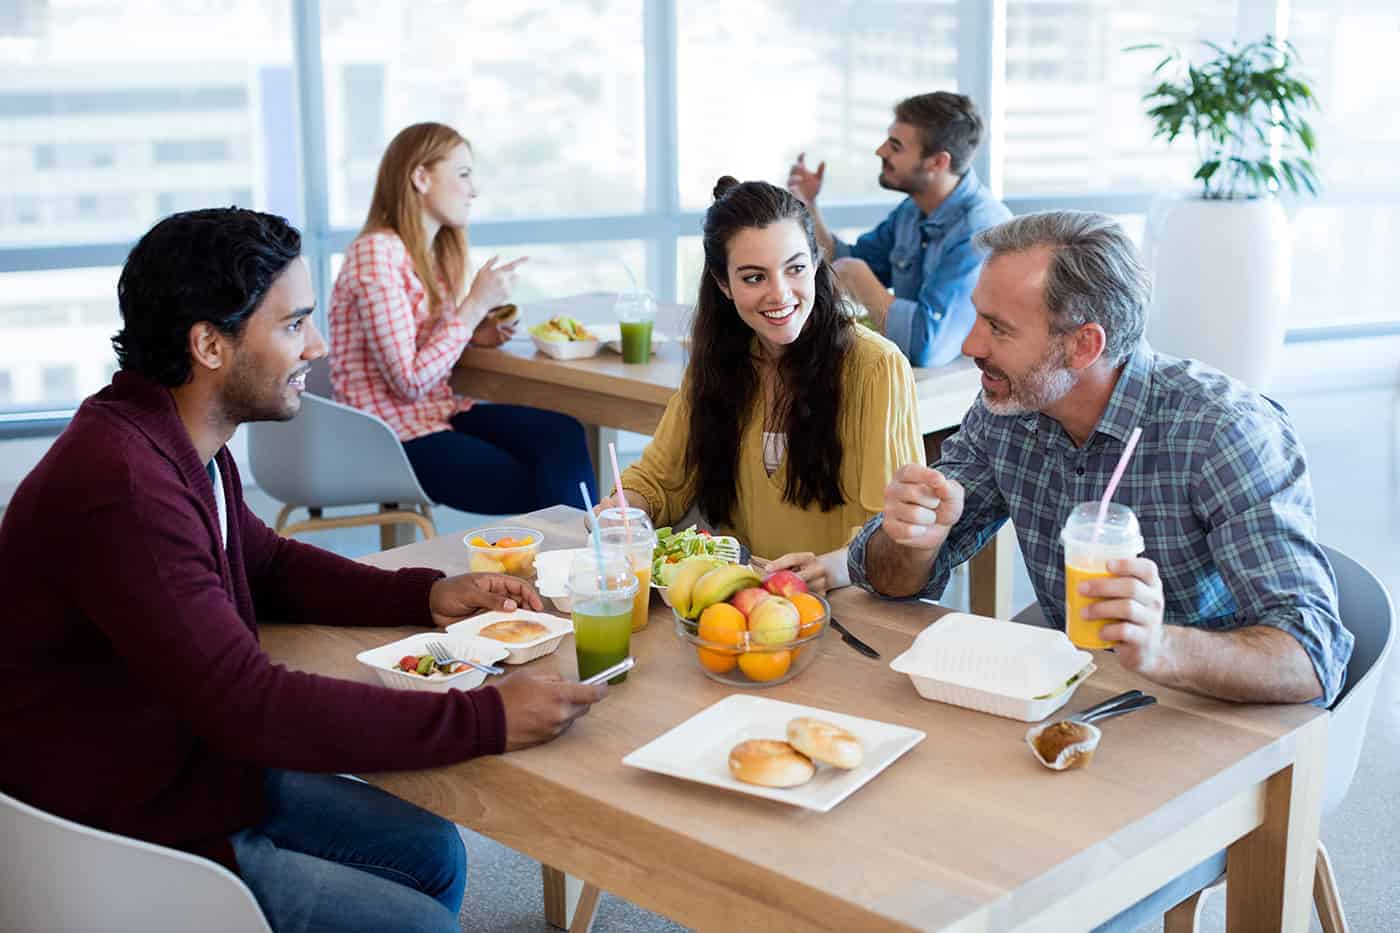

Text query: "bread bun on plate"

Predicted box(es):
[727, 739, 815, 788]
[478, 619, 549, 644]
[786, 717, 864, 770]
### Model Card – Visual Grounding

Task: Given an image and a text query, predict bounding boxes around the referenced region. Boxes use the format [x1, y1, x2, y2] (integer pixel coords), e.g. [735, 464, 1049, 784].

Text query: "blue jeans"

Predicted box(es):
[403, 404, 597, 514]
[230, 771, 465, 933]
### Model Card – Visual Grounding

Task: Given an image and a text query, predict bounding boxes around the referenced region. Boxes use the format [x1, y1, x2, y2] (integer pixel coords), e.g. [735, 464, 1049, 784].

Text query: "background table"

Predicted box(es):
[261, 505, 1326, 932]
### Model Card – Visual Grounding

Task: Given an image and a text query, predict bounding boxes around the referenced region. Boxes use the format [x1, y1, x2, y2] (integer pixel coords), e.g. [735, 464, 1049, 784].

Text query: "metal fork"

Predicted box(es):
[425, 639, 503, 676]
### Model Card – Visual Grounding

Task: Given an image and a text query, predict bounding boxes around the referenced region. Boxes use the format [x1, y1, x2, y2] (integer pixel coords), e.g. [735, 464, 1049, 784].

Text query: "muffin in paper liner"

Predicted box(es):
[1025, 719, 1102, 771]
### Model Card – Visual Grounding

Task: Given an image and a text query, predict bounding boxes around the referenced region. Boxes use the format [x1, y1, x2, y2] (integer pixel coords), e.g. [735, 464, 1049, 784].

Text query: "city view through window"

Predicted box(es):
[1, 0, 1397, 415]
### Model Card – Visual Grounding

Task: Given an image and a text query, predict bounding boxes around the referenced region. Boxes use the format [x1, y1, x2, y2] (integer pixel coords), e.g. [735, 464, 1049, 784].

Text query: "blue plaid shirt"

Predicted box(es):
[833, 169, 1011, 368]
[849, 342, 1353, 705]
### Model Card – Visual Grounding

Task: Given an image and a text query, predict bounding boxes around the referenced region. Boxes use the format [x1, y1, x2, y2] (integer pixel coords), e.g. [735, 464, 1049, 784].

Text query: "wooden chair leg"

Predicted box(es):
[273, 504, 295, 534]
[568, 882, 602, 933]
[1164, 889, 1208, 933]
[1314, 841, 1348, 933]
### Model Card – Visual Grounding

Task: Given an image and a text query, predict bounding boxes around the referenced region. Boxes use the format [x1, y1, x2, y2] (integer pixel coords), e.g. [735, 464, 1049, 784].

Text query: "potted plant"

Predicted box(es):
[1130, 36, 1320, 388]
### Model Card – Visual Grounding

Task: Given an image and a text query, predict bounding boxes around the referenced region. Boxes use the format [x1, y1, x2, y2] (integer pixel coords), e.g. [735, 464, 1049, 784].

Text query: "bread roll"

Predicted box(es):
[786, 717, 864, 770]
[479, 619, 549, 644]
[727, 740, 814, 788]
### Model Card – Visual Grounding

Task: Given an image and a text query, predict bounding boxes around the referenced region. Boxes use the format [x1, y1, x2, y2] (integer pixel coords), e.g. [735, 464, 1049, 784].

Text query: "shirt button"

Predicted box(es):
[1076, 466, 1085, 476]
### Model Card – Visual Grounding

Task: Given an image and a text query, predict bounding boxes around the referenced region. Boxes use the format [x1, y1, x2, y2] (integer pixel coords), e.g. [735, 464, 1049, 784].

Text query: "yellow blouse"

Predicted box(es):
[619, 326, 925, 559]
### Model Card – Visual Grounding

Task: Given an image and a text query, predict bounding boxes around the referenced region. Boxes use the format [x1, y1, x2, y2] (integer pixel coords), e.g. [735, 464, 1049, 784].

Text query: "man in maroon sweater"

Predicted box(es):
[0, 208, 606, 933]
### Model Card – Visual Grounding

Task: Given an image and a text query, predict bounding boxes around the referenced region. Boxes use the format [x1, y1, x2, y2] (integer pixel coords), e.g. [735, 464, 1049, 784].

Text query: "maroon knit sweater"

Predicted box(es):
[0, 372, 506, 872]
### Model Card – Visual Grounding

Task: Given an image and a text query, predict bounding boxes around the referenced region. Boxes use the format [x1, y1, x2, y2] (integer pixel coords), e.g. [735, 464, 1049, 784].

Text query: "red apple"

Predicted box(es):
[729, 587, 770, 618]
[762, 569, 808, 598]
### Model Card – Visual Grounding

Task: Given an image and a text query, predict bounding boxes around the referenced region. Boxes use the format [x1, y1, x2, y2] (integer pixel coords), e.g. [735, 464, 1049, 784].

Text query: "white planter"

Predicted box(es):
[1142, 194, 1291, 390]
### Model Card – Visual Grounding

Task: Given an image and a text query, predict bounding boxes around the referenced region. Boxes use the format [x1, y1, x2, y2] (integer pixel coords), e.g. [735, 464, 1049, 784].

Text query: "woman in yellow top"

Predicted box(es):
[600, 176, 923, 592]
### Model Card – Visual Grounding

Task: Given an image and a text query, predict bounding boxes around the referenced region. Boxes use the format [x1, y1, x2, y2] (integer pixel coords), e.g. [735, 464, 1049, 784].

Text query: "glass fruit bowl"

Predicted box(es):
[463, 526, 544, 581]
[672, 593, 830, 688]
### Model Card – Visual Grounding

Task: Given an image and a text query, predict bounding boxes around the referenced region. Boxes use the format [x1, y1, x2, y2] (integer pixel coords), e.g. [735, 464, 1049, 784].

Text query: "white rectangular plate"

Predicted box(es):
[622, 694, 925, 812]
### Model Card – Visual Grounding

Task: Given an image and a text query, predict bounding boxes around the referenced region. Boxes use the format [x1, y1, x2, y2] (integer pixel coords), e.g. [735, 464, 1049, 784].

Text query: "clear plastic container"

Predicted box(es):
[1060, 503, 1145, 650]
[464, 525, 544, 581]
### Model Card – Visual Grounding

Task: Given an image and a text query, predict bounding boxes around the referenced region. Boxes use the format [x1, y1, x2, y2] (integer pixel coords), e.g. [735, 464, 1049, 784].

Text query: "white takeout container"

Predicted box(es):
[356, 632, 509, 694]
[534, 548, 586, 612]
[889, 613, 1096, 722]
[447, 610, 573, 664]
[531, 334, 601, 360]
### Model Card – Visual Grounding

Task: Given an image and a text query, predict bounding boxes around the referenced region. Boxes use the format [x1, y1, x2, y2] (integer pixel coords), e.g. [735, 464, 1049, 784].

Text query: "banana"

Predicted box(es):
[667, 556, 725, 619]
[686, 564, 762, 619]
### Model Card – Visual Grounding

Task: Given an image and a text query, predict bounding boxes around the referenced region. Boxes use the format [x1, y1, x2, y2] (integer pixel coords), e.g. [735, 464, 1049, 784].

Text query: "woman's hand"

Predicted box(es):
[586, 490, 651, 530]
[469, 314, 516, 348]
[461, 255, 528, 322]
[763, 552, 831, 595]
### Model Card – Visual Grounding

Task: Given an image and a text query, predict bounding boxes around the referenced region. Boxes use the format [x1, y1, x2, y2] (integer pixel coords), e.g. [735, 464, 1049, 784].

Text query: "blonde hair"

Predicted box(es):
[363, 122, 471, 316]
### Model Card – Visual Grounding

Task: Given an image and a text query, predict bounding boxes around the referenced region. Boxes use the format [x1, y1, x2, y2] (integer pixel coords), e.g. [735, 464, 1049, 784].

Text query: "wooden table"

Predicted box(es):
[261, 506, 1326, 933]
[452, 294, 1014, 618]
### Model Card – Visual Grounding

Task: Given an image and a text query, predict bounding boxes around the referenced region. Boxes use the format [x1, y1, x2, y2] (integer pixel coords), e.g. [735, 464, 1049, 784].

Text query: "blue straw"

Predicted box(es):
[579, 482, 607, 590]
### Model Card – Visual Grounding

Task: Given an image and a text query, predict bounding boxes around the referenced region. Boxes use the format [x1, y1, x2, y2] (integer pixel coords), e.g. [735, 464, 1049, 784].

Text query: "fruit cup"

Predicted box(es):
[463, 526, 544, 581]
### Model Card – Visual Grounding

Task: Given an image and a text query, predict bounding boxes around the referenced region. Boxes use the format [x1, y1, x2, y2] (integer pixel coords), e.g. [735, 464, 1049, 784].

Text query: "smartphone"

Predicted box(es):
[581, 656, 635, 686]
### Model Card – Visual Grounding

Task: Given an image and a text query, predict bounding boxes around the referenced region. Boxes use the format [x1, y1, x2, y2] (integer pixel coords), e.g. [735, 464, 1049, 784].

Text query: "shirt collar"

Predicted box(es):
[921, 169, 982, 229]
[1089, 340, 1155, 444]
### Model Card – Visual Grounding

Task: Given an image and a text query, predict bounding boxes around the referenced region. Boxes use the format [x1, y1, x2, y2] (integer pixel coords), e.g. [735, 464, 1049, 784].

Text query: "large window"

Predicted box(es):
[320, 0, 646, 227]
[0, 0, 297, 413]
[677, 0, 958, 208]
[1001, 3, 1236, 195]
[1, 0, 1397, 426]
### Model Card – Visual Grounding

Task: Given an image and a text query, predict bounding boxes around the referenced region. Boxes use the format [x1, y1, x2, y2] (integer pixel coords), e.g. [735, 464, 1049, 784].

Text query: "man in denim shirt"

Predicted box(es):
[849, 211, 1352, 929]
[788, 92, 1011, 367]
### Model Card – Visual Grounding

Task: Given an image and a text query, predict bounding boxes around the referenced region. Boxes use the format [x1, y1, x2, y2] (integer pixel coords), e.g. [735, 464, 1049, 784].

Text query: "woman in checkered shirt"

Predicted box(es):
[328, 123, 596, 512]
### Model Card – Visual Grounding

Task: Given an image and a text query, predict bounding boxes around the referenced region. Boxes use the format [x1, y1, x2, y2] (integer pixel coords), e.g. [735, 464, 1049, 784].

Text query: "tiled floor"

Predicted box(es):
[239, 386, 1400, 932]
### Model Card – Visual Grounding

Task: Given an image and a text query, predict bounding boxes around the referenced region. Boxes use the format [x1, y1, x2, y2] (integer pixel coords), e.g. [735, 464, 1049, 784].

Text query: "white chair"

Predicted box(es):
[1164, 544, 1396, 933]
[0, 789, 272, 932]
[247, 359, 436, 548]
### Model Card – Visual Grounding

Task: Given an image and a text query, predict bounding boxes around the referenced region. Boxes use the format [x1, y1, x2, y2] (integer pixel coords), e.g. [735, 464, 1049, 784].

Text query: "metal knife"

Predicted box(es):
[829, 616, 880, 659]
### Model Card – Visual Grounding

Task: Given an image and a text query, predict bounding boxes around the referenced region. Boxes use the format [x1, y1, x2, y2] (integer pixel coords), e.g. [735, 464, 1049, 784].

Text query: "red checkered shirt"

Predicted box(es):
[328, 231, 475, 441]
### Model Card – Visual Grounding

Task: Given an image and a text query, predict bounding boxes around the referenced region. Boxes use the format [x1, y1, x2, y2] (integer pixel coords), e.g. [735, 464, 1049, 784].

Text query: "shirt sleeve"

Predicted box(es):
[849, 346, 924, 541]
[833, 213, 897, 284]
[883, 231, 983, 367]
[1192, 400, 1353, 705]
[849, 401, 1009, 599]
[347, 236, 474, 403]
[72, 470, 507, 773]
[617, 380, 698, 528]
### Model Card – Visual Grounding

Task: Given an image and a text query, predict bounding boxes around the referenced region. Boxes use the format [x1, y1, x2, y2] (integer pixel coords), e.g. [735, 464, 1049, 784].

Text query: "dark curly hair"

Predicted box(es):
[685, 177, 854, 529]
[113, 207, 302, 387]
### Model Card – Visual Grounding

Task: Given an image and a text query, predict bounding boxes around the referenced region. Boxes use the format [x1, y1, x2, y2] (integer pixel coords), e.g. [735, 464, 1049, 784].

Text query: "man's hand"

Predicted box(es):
[786, 152, 826, 207]
[493, 665, 608, 751]
[429, 573, 543, 629]
[1090, 558, 1168, 676]
[881, 464, 964, 554]
[833, 257, 894, 329]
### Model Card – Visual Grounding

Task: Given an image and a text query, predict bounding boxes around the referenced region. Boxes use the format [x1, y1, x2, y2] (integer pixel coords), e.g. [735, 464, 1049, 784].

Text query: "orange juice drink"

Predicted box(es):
[600, 525, 656, 632]
[1060, 502, 1144, 650]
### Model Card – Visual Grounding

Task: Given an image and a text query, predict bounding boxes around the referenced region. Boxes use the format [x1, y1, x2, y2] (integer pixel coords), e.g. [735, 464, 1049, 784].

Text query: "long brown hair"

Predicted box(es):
[362, 122, 470, 315]
[686, 177, 853, 528]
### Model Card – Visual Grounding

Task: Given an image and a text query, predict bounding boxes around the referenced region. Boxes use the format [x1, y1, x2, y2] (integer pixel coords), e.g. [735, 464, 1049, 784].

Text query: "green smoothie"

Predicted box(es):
[618, 320, 653, 363]
[572, 598, 633, 683]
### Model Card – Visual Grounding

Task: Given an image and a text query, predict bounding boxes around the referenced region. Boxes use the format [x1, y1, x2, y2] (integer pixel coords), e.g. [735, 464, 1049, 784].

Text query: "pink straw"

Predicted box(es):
[1092, 427, 1142, 547]
[607, 442, 630, 541]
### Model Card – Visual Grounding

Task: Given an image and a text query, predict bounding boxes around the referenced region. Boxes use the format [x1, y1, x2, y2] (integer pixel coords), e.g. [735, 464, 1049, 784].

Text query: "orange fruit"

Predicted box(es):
[519, 535, 534, 546]
[696, 603, 746, 675]
[495, 536, 516, 548]
[789, 592, 825, 637]
[696, 645, 738, 673]
[697, 603, 746, 647]
[738, 649, 792, 682]
[470, 536, 488, 547]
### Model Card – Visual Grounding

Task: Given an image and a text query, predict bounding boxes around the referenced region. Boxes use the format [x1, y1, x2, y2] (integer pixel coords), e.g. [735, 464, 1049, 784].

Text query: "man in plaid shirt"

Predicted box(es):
[851, 210, 1352, 708]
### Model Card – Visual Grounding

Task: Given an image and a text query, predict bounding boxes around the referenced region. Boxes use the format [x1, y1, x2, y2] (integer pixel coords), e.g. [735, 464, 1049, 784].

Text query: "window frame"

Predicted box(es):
[1, 0, 1395, 437]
